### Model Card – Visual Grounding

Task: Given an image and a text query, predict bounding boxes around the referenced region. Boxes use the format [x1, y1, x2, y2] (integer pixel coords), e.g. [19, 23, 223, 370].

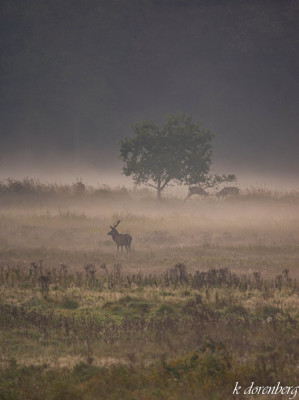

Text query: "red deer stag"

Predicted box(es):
[185, 186, 209, 201]
[107, 220, 132, 253]
[216, 187, 240, 199]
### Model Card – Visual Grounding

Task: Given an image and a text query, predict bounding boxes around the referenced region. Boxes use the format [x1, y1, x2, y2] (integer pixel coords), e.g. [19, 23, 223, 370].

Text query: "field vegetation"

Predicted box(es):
[0, 179, 298, 399]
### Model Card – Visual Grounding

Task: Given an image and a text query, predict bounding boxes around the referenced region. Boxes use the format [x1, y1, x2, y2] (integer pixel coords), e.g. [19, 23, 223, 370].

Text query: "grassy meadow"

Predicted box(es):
[0, 179, 298, 399]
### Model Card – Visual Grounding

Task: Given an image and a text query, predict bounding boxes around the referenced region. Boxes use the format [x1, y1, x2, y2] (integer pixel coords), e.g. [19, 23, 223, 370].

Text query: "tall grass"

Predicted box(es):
[0, 263, 298, 399]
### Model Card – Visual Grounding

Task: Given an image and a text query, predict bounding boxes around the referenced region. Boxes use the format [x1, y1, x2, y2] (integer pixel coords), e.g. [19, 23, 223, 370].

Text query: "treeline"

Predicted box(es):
[0, 178, 298, 203]
[0, 178, 131, 203]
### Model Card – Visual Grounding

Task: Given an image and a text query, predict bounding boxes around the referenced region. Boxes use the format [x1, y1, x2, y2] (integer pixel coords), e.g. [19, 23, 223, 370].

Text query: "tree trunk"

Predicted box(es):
[157, 187, 162, 200]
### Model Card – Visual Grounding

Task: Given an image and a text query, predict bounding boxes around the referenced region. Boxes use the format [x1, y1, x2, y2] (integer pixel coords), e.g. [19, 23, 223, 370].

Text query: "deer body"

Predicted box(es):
[216, 187, 239, 199]
[107, 220, 132, 253]
[185, 186, 209, 201]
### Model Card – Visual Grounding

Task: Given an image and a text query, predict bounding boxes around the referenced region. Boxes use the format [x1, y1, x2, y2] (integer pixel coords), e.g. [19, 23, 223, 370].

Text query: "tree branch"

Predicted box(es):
[161, 177, 172, 190]
[145, 182, 158, 190]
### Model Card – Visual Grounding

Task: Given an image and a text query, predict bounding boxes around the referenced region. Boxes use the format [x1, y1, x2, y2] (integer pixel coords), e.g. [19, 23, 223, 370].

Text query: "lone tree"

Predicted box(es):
[120, 113, 236, 199]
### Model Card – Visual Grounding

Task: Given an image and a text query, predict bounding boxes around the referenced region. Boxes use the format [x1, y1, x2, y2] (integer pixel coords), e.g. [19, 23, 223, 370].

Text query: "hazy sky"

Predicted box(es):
[1, 0, 298, 188]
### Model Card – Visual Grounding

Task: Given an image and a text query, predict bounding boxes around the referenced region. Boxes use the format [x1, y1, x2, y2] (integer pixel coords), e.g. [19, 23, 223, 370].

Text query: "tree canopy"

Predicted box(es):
[120, 113, 235, 198]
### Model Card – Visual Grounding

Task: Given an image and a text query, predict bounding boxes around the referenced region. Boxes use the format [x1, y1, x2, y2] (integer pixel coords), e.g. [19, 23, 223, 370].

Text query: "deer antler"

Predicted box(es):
[112, 220, 121, 229]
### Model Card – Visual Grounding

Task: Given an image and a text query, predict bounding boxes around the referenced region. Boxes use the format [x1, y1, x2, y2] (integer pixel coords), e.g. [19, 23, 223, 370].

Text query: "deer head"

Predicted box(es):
[107, 220, 121, 236]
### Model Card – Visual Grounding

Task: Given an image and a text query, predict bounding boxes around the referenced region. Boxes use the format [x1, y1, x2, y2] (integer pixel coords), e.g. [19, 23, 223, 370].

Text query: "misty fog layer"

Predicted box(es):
[0, 187, 298, 280]
[1, 1, 298, 186]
